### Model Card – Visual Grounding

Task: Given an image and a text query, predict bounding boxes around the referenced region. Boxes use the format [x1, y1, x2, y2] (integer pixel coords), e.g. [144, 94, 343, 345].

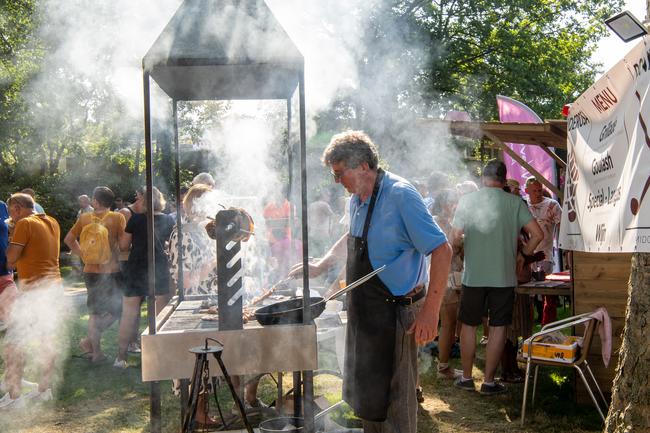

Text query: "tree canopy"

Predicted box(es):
[368, 0, 622, 121]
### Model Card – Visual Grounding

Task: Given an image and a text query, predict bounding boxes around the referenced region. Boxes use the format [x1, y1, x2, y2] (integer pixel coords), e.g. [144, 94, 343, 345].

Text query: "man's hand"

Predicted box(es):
[408, 242, 452, 346]
[288, 261, 327, 279]
[408, 308, 439, 346]
[63, 231, 82, 257]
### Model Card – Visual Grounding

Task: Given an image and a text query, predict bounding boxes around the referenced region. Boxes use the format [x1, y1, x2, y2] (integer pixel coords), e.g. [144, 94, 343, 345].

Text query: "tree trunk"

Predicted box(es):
[604, 252, 650, 431]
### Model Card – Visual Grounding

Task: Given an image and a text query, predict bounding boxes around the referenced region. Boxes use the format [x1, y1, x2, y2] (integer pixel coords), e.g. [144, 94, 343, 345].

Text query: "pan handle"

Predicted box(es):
[326, 265, 387, 302]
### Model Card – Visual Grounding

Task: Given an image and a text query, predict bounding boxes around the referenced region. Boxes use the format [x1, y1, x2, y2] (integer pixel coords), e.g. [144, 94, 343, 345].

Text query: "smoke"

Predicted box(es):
[26, 0, 468, 181]
[265, 0, 362, 114]
[24, 0, 477, 286]
[1, 279, 73, 397]
[30, 0, 180, 120]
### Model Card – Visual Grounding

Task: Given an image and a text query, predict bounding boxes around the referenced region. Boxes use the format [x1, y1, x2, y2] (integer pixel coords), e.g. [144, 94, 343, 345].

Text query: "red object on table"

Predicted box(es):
[545, 271, 571, 282]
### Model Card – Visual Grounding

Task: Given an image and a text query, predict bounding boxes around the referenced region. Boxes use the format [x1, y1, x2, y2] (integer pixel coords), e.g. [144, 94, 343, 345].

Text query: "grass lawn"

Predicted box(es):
[0, 289, 605, 433]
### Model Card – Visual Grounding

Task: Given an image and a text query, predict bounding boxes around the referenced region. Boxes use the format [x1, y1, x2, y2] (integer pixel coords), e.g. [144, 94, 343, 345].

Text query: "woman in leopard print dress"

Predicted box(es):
[168, 184, 218, 296]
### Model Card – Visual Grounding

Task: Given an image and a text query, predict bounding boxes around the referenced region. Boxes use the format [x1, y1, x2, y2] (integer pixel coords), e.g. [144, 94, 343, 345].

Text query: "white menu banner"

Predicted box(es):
[559, 36, 650, 252]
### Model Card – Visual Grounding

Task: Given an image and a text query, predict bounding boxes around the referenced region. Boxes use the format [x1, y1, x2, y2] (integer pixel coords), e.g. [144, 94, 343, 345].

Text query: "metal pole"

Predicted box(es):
[173, 100, 185, 303]
[298, 69, 315, 433]
[287, 97, 295, 267]
[143, 70, 161, 433]
[287, 98, 293, 199]
[172, 99, 190, 422]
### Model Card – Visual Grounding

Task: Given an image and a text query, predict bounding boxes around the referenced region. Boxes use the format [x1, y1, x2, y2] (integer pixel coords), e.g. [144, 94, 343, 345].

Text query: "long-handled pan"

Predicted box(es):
[254, 265, 386, 326]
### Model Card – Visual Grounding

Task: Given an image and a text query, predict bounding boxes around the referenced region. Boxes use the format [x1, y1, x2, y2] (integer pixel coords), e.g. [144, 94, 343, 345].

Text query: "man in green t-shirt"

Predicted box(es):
[451, 160, 543, 395]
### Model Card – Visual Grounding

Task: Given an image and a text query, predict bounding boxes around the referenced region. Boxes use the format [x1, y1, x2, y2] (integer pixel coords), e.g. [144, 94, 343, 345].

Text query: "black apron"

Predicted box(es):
[342, 169, 396, 422]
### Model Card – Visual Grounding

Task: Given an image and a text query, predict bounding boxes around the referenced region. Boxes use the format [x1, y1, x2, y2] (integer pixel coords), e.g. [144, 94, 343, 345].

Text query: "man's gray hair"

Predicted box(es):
[322, 130, 379, 170]
[8, 193, 35, 209]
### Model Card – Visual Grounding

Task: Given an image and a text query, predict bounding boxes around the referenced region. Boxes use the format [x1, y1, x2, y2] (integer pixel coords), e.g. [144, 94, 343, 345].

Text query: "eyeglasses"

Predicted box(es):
[330, 167, 351, 181]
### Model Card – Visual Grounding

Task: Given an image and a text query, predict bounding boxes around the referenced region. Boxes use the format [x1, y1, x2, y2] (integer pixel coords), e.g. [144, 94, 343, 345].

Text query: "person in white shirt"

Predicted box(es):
[525, 176, 562, 325]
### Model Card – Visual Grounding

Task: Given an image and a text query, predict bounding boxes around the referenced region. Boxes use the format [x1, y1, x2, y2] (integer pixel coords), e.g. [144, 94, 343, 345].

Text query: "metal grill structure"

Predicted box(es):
[141, 1, 313, 432]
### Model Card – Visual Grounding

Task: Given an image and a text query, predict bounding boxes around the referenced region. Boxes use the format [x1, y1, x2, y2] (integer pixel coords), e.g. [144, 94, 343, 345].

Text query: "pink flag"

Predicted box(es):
[496, 95, 556, 197]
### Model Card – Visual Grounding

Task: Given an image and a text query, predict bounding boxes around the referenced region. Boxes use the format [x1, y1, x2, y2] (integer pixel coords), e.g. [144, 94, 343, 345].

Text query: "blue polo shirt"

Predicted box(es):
[0, 201, 10, 276]
[349, 171, 447, 296]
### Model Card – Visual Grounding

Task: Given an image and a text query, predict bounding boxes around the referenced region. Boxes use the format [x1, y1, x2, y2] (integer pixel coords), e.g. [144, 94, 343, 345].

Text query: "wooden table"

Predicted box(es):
[512, 279, 572, 340]
[516, 280, 571, 297]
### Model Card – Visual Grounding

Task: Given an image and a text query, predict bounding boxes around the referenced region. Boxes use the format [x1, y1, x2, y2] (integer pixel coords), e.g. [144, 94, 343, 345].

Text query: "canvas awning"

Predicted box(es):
[417, 118, 568, 199]
[417, 119, 567, 150]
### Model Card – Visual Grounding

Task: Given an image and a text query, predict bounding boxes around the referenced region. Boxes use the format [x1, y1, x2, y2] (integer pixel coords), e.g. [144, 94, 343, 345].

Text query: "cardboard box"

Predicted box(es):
[521, 335, 582, 364]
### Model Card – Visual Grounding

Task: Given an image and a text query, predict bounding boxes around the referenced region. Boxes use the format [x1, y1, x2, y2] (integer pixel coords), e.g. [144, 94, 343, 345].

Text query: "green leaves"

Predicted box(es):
[356, 0, 624, 122]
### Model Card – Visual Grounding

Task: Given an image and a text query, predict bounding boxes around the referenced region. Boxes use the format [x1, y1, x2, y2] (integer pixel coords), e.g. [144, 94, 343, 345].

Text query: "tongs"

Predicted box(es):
[322, 265, 387, 302]
[277, 265, 387, 314]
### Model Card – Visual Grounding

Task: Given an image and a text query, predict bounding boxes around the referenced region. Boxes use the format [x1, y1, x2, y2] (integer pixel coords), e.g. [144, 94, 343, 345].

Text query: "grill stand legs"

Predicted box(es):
[182, 346, 254, 433]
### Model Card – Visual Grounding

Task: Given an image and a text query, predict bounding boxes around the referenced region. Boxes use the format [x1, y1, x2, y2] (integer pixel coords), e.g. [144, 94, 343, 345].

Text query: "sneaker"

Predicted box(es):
[127, 342, 141, 354]
[500, 372, 524, 384]
[171, 380, 181, 396]
[0, 392, 26, 409]
[113, 359, 128, 369]
[479, 382, 507, 396]
[0, 378, 37, 394]
[454, 377, 475, 391]
[36, 388, 53, 402]
[416, 386, 424, 403]
[23, 388, 53, 402]
[437, 367, 463, 380]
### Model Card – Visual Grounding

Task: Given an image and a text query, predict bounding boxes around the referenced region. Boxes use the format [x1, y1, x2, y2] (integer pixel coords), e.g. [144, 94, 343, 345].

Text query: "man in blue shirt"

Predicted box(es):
[291, 131, 451, 433]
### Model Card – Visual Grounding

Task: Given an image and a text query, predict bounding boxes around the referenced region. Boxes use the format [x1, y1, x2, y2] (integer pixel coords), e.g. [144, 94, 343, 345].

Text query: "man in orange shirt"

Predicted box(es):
[1, 193, 62, 408]
[65, 186, 126, 363]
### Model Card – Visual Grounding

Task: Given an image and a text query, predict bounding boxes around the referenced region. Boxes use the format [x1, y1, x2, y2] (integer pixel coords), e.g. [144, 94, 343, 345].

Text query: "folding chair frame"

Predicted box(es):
[520, 312, 609, 426]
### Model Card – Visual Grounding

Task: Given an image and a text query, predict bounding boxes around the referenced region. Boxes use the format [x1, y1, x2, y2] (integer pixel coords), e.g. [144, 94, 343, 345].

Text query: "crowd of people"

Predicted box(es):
[0, 130, 565, 433]
[0, 175, 219, 409]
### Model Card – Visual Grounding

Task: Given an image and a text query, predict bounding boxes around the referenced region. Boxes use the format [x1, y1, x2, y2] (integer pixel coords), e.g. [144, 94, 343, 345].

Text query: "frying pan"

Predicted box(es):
[254, 265, 386, 326]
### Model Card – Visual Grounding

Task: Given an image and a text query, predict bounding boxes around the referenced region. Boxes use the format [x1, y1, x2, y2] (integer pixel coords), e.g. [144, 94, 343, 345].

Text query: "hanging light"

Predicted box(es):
[605, 10, 648, 43]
